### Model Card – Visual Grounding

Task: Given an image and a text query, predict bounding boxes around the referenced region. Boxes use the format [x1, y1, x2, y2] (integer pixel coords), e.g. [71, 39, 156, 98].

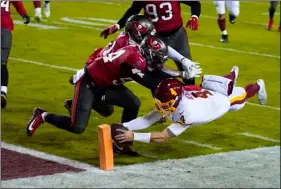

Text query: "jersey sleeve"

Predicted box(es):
[181, 1, 201, 18]
[11, 1, 27, 16]
[117, 1, 142, 29]
[123, 110, 162, 131]
[166, 123, 191, 137]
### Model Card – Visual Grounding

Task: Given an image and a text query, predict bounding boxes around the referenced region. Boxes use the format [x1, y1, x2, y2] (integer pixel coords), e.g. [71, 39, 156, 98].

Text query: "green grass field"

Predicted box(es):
[1, 1, 280, 166]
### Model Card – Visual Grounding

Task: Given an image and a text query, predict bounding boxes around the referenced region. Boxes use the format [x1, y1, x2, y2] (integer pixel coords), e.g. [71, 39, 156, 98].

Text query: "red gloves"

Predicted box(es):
[100, 24, 120, 39]
[186, 15, 199, 31]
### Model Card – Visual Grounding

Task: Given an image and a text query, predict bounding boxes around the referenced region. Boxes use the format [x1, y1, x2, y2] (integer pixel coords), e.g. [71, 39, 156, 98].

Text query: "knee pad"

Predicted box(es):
[100, 105, 114, 117]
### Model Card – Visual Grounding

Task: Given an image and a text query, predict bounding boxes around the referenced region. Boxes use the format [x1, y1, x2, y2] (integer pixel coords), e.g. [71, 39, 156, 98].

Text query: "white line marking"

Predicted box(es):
[61, 17, 108, 27]
[90, 1, 121, 6]
[9, 57, 78, 71]
[179, 140, 221, 150]
[1, 142, 97, 171]
[246, 102, 280, 111]
[239, 132, 280, 143]
[52, 21, 103, 31]
[9, 57, 280, 111]
[13, 20, 63, 30]
[77, 17, 118, 23]
[261, 12, 280, 16]
[189, 42, 280, 59]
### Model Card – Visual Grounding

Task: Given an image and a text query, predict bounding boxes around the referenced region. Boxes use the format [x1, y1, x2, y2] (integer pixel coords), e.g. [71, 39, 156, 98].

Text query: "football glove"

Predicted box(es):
[100, 24, 120, 39]
[22, 14, 30, 25]
[186, 15, 199, 31]
[181, 58, 202, 79]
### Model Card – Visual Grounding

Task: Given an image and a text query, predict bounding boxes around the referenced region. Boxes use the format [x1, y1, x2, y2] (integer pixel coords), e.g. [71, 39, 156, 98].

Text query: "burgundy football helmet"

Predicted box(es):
[140, 35, 168, 70]
[125, 15, 156, 44]
[154, 78, 184, 117]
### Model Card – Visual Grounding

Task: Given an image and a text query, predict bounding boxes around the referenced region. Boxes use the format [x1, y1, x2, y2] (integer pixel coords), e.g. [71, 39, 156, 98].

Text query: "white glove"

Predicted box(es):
[181, 58, 202, 79]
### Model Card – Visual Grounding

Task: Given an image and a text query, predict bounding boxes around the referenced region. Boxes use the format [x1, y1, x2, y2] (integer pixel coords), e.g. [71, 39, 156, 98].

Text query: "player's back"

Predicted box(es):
[86, 45, 146, 87]
[141, 1, 183, 33]
[86, 32, 133, 64]
[171, 86, 230, 126]
[1, 1, 11, 17]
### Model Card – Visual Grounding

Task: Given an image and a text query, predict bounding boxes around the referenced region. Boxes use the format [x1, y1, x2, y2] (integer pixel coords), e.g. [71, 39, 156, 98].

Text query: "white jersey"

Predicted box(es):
[168, 88, 230, 126]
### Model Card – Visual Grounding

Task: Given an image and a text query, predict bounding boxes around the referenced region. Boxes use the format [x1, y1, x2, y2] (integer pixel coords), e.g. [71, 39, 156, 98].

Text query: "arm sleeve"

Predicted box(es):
[181, 1, 201, 18]
[166, 123, 191, 136]
[167, 46, 185, 62]
[11, 1, 27, 16]
[117, 1, 143, 29]
[123, 110, 162, 131]
[162, 67, 181, 77]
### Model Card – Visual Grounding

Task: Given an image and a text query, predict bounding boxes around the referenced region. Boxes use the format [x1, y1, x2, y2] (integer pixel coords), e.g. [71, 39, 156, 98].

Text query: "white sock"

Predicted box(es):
[41, 112, 48, 121]
[35, 7, 42, 15]
[1, 86, 7, 94]
[222, 30, 227, 35]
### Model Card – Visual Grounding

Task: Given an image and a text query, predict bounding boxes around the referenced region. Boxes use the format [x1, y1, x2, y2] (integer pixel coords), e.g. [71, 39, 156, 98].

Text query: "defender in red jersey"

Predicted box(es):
[100, 1, 201, 85]
[1, 0, 30, 108]
[26, 36, 170, 138]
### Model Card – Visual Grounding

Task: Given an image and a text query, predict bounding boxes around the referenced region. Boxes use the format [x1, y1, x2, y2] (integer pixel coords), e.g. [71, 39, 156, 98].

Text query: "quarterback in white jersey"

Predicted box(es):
[113, 66, 267, 144]
[213, 1, 240, 42]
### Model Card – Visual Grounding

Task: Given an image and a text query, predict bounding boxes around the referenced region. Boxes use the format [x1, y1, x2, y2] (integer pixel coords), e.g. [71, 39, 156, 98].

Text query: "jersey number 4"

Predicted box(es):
[102, 49, 125, 63]
[1, 1, 10, 12]
[145, 2, 173, 22]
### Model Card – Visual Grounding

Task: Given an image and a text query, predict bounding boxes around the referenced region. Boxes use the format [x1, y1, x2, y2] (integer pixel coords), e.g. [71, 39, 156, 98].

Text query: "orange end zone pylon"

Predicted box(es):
[98, 124, 114, 171]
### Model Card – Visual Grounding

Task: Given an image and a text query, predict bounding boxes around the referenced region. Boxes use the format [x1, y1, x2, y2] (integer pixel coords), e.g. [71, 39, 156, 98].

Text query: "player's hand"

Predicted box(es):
[100, 24, 120, 39]
[22, 14, 30, 25]
[181, 58, 201, 71]
[186, 15, 198, 31]
[115, 129, 134, 143]
[181, 60, 202, 79]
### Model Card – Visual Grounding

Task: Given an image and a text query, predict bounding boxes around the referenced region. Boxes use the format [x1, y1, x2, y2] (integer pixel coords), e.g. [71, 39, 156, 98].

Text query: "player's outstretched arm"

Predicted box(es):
[100, 1, 142, 39]
[11, 1, 30, 24]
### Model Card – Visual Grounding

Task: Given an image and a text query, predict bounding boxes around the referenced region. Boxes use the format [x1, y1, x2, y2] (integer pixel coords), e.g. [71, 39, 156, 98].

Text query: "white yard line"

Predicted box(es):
[1, 142, 97, 171]
[189, 42, 280, 59]
[13, 20, 64, 30]
[61, 17, 109, 27]
[9, 57, 280, 111]
[239, 132, 280, 143]
[178, 140, 221, 150]
[52, 21, 103, 31]
[77, 17, 118, 23]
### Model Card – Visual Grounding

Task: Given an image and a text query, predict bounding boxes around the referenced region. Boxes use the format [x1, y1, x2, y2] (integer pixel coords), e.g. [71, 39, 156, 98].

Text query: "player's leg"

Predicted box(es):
[229, 80, 267, 112]
[213, 1, 228, 42]
[26, 76, 94, 136]
[92, 99, 114, 117]
[43, 1, 51, 18]
[223, 66, 239, 86]
[104, 85, 140, 123]
[1, 28, 12, 109]
[226, 1, 240, 24]
[268, 1, 278, 30]
[33, 0, 42, 22]
[166, 27, 195, 85]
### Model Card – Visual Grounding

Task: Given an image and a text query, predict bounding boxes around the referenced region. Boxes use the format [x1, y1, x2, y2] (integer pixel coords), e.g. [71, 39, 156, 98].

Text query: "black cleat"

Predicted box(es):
[64, 99, 72, 115]
[1, 92, 7, 109]
[220, 34, 228, 43]
[229, 14, 237, 24]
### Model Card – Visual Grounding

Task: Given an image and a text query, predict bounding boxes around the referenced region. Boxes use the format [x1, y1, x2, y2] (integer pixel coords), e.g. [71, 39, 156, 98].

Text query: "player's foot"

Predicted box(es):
[1, 92, 7, 109]
[26, 107, 46, 136]
[267, 19, 274, 30]
[230, 66, 239, 86]
[43, 2, 51, 18]
[34, 8, 42, 22]
[64, 99, 72, 116]
[256, 79, 267, 105]
[229, 14, 237, 24]
[220, 34, 228, 43]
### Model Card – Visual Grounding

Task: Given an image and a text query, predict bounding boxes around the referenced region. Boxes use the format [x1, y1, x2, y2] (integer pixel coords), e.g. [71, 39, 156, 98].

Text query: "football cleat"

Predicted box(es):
[229, 14, 237, 24]
[34, 8, 42, 22]
[267, 19, 274, 30]
[26, 107, 46, 136]
[230, 66, 239, 86]
[256, 79, 267, 105]
[1, 92, 7, 109]
[64, 99, 72, 116]
[43, 2, 51, 18]
[220, 34, 228, 43]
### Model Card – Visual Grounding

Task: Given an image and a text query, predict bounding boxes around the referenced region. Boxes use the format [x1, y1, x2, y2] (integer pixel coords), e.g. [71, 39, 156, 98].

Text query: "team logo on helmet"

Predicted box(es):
[131, 21, 148, 34]
[146, 36, 162, 51]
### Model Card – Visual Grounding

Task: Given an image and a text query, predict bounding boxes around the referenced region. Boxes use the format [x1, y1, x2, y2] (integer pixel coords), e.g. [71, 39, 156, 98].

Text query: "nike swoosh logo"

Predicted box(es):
[113, 140, 123, 150]
[28, 118, 36, 131]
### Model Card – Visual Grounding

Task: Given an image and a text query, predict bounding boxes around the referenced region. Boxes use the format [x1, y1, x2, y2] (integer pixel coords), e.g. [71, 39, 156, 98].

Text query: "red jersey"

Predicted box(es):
[86, 45, 146, 88]
[1, 1, 27, 31]
[86, 32, 135, 64]
[141, 1, 182, 33]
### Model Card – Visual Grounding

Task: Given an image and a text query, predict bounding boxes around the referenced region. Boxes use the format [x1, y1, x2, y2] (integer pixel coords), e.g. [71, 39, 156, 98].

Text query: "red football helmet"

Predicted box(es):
[154, 78, 184, 117]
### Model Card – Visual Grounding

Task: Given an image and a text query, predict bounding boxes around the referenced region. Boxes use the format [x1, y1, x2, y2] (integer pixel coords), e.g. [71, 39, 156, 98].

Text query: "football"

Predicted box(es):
[110, 123, 133, 149]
